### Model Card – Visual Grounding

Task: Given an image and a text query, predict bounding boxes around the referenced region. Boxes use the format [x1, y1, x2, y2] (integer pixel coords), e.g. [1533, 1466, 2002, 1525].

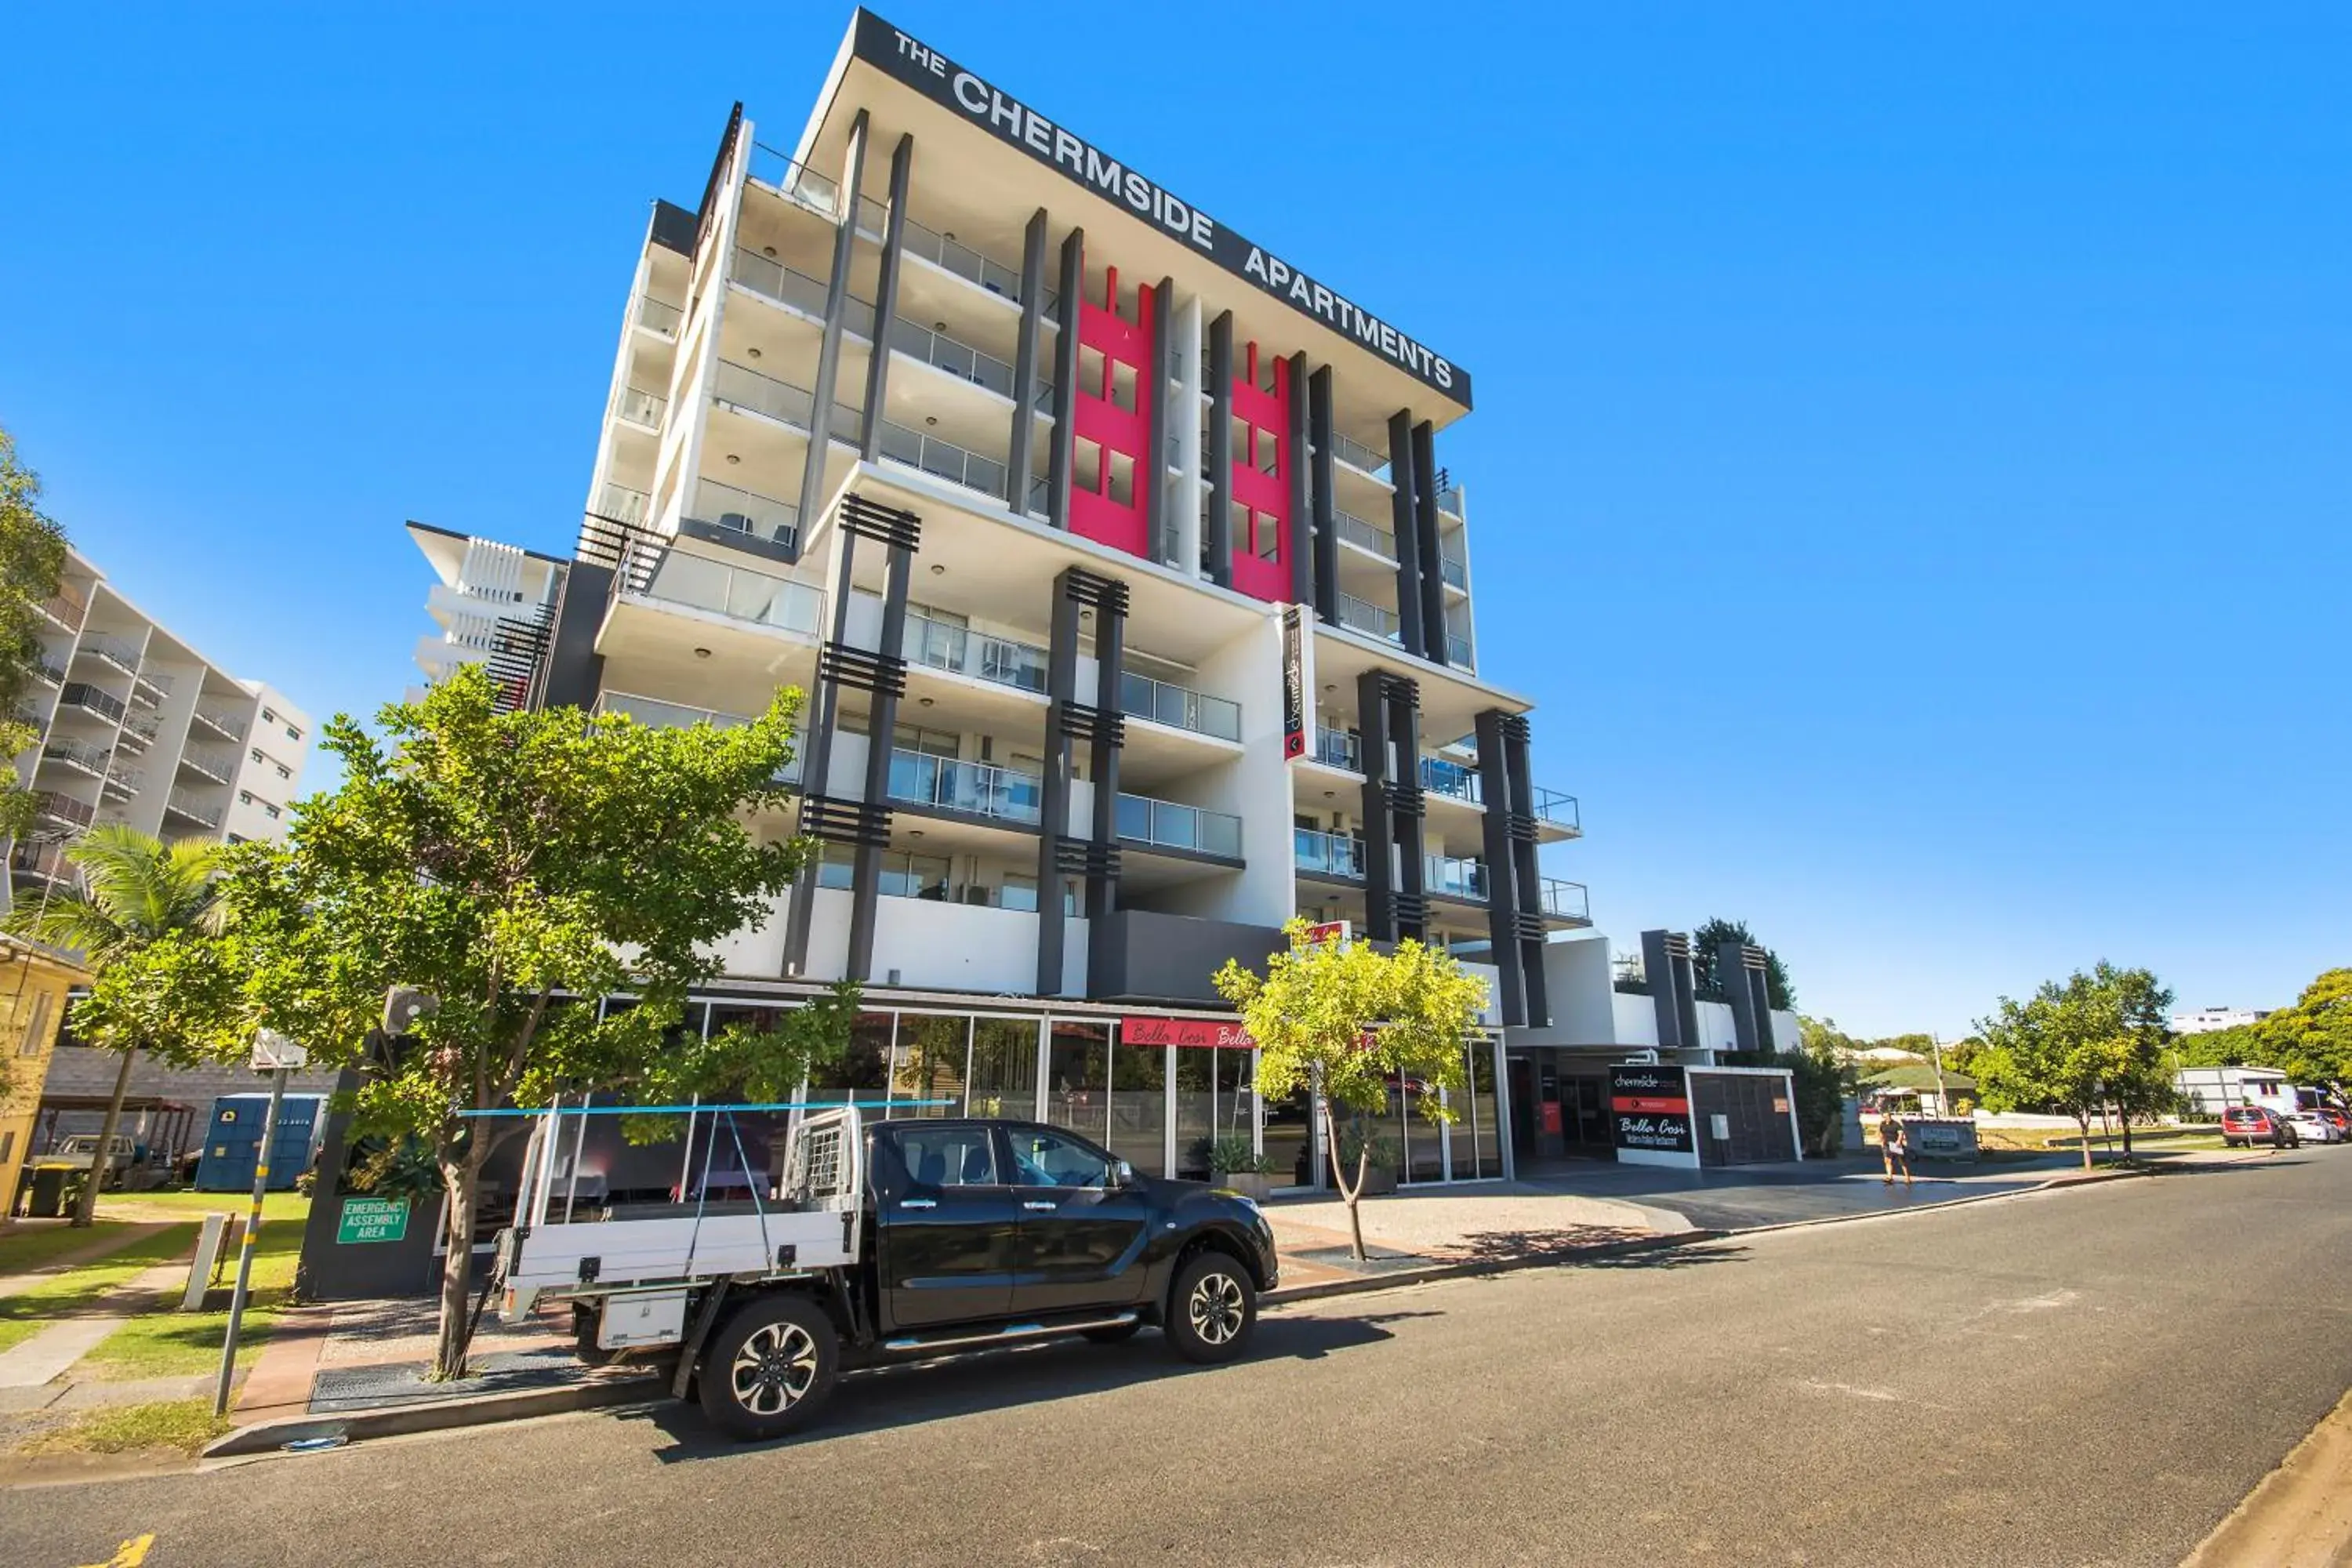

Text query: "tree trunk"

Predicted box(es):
[1323, 1104, 1367, 1262]
[2120, 1102, 2134, 1156]
[430, 1147, 484, 1381]
[2077, 1112, 2093, 1171]
[71, 1047, 138, 1228]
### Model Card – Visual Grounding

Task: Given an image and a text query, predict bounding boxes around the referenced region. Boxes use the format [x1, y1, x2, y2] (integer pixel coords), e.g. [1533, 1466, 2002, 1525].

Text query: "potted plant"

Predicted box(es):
[1205, 1134, 1276, 1201]
[1335, 1123, 1398, 1196]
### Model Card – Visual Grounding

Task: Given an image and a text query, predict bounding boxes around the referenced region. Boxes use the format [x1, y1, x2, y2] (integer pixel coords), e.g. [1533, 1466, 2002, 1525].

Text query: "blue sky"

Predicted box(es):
[3, 4, 2344, 1037]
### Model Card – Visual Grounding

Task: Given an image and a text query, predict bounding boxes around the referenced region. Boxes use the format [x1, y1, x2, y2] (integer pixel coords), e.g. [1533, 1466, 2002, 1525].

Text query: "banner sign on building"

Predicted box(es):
[1609, 1063, 1694, 1155]
[1280, 604, 1307, 760]
[1120, 1016, 1256, 1050]
[851, 9, 1471, 406]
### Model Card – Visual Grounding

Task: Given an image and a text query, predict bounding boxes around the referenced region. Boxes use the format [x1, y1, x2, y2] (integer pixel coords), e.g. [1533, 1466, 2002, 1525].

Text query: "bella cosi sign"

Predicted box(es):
[854, 10, 1471, 408]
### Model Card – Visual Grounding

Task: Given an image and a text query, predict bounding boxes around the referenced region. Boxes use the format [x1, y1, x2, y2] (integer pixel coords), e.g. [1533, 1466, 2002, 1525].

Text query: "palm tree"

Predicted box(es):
[10, 825, 227, 1225]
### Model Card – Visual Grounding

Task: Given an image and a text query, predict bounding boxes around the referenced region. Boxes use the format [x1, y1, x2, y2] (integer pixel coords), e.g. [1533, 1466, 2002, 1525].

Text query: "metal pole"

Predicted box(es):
[214, 1064, 289, 1417]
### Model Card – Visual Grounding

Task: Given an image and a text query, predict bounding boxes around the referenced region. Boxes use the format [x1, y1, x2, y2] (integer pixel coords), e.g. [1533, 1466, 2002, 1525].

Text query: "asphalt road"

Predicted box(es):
[16, 1152, 2352, 1568]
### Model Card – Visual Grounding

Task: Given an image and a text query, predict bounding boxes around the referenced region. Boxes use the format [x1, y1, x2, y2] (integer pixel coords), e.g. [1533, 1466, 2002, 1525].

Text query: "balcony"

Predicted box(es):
[55, 681, 126, 725]
[42, 737, 110, 778]
[116, 713, 161, 753]
[1116, 793, 1242, 859]
[1446, 633, 1474, 668]
[190, 706, 246, 744]
[10, 840, 75, 885]
[1313, 728, 1359, 771]
[874, 418, 1007, 501]
[598, 484, 652, 528]
[712, 359, 865, 443]
[1419, 755, 1482, 805]
[102, 762, 141, 800]
[902, 612, 1046, 695]
[1537, 879, 1591, 924]
[886, 750, 1042, 826]
[29, 655, 65, 687]
[1531, 787, 1581, 834]
[39, 586, 86, 633]
[1119, 670, 1240, 742]
[1439, 555, 1468, 590]
[744, 144, 887, 233]
[632, 292, 683, 339]
[76, 635, 140, 676]
[180, 743, 238, 786]
[1328, 434, 1389, 480]
[164, 789, 222, 830]
[1334, 509, 1393, 558]
[1437, 484, 1465, 517]
[1425, 854, 1488, 903]
[1294, 826, 1364, 880]
[132, 668, 172, 707]
[1335, 593, 1397, 641]
[898, 213, 1048, 309]
[640, 552, 825, 637]
[595, 692, 802, 784]
[35, 791, 93, 829]
[612, 384, 668, 430]
[731, 247, 876, 334]
[688, 479, 800, 554]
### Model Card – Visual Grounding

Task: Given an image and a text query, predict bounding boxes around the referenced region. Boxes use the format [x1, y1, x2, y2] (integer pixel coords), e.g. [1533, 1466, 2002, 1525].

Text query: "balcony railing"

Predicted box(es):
[30, 655, 65, 686]
[875, 419, 1007, 499]
[11, 840, 76, 883]
[612, 384, 668, 429]
[711, 359, 866, 444]
[887, 750, 1041, 825]
[1328, 434, 1389, 478]
[1419, 755, 1482, 804]
[731, 248, 877, 336]
[1116, 793, 1242, 858]
[898, 214, 1044, 308]
[596, 693, 802, 783]
[1530, 787, 1581, 833]
[1294, 826, 1364, 880]
[599, 484, 652, 528]
[40, 586, 86, 631]
[1334, 509, 1393, 558]
[180, 743, 238, 785]
[887, 315, 1018, 401]
[42, 737, 111, 776]
[633, 292, 683, 339]
[1336, 593, 1398, 641]
[1439, 554, 1468, 590]
[641, 552, 826, 637]
[103, 762, 141, 797]
[744, 143, 887, 232]
[77, 635, 140, 674]
[191, 707, 246, 744]
[117, 713, 160, 751]
[1425, 854, 1487, 902]
[1436, 484, 1465, 516]
[56, 681, 126, 725]
[1537, 879, 1591, 922]
[35, 791, 93, 829]
[1446, 634, 1474, 668]
[689, 479, 800, 553]
[902, 612, 1046, 694]
[1119, 670, 1240, 742]
[164, 789, 222, 829]
[1314, 728, 1359, 771]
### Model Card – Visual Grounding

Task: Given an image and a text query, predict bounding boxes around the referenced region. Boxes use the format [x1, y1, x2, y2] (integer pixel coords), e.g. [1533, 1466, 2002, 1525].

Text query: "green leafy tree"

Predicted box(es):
[7, 826, 228, 1225]
[1215, 920, 1486, 1261]
[0, 426, 70, 837]
[2249, 970, 2352, 1087]
[1973, 963, 2175, 1167]
[98, 663, 826, 1377]
[1689, 917, 1795, 1011]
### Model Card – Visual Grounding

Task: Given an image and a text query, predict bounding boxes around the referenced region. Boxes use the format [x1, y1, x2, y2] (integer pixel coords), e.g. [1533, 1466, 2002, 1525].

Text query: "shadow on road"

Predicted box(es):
[1449, 1225, 1655, 1263]
[1572, 1240, 1749, 1271]
[627, 1310, 1428, 1461]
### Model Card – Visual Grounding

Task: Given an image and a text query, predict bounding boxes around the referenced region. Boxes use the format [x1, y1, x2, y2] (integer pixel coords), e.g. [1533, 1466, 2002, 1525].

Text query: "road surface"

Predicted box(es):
[15, 1151, 2352, 1567]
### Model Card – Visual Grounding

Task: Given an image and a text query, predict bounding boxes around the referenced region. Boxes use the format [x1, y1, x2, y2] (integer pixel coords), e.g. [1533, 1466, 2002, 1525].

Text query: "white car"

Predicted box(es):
[2288, 1110, 2345, 1145]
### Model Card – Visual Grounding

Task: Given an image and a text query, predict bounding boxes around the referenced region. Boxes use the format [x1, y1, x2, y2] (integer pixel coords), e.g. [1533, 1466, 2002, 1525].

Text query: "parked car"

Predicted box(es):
[2221, 1105, 2300, 1149]
[2319, 1107, 2352, 1137]
[2288, 1110, 2344, 1145]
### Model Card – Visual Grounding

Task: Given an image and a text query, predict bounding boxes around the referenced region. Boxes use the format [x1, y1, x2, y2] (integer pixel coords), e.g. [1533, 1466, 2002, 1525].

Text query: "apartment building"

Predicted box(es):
[7, 544, 312, 909]
[410, 9, 1589, 1191]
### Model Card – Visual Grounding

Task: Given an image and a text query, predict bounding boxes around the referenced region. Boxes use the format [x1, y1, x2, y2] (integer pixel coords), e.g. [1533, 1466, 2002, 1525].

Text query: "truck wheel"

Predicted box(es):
[698, 1294, 839, 1441]
[1166, 1251, 1256, 1365]
[1082, 1321, 1142, 1345]
[572, 1307, 618, 1368]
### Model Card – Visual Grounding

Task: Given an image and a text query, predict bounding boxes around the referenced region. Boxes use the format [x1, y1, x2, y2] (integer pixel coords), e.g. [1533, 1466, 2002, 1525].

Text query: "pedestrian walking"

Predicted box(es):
[1878, 1109, 1913, 1186]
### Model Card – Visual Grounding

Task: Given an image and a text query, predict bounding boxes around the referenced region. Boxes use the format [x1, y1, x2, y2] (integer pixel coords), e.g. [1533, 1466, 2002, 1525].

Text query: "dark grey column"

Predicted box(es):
[1286, 352, 1312, 607]
[1501, 714, 1548, 1026]
[1640, 930, 1700, 1051]
[1034, 575, 1084, 995]
[1411, 421, 1448, 664]
[1082, 581, 1127, 990]
[1719, 943, 1772, 1054]
[1044, 227, 1083, 531]
[1142, 278, 1173, 559]
[1308, 367, 1338, 625]
[1204, 311, 1234, 588]
[782, 527, 863, 972]
[1472, 710, 1526, 1025]
[797, 110, 870, 531]
[857, 134, 913, 460]
[1007, 209, 1048, 514]
[1356, 668, 1396, 942]
[846, 542, 915, 981]
[1385, 408, 1425, 657]
[1388, 681, 1427, 942]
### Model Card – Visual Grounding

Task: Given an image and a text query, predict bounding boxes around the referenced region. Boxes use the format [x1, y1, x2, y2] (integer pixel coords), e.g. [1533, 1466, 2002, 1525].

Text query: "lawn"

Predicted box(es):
[0, 1225, 199, 1320]
[0, 1219, 150, 1275]
[97, 1189, 312, 1225]
[80, 1220, 304, 1381]
[16, 1398, 232, 1457]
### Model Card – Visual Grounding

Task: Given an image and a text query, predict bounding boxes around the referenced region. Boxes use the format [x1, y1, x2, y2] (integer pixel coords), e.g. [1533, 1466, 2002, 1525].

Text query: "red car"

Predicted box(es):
[2221, 1105, 2300, 1149]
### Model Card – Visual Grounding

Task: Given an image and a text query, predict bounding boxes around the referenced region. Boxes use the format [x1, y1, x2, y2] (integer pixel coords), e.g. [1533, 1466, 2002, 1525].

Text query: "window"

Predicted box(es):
[1006, 1125, 1114, 1189]
[276, 766, 290, 780]
[0, 1131, 12, 1166]
[262, 708, 276, 724]
[238, 791, 253, 804]
[251, 748, 264, 764]
[889, 1124, 998, 1188]
[263, 804, 280, 819]
[286, 727, 300, 742]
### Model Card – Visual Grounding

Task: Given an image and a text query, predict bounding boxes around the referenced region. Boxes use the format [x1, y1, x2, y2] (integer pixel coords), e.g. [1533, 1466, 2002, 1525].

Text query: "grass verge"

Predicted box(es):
[81, 1224, 303, 1381]
[0, 1219, 147, 1276]
[98, 1190, 311, 1225]
[0, 1225, 198, 1319]
[16, 1398, 232, 1457]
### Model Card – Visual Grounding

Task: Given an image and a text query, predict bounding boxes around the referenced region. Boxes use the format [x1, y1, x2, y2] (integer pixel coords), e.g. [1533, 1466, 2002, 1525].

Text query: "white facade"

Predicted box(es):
[2172, 1007, 2271, 1036]
[9, 546, 311, 909]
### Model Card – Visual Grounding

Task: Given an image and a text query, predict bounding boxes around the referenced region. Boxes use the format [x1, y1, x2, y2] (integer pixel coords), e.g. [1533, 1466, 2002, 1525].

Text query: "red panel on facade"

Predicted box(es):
[1227, 343, 1292, 603]
[1069, 261, 1156, 561]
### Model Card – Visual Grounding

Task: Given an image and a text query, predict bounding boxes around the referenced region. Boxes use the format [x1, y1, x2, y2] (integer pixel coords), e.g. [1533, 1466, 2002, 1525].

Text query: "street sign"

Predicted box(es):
[251, 1029, 308, 1071]
[336, 1196, 410, 1244]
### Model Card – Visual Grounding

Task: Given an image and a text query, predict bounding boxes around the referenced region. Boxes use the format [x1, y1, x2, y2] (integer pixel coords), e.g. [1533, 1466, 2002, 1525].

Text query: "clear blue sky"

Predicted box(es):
[4, 4, 2344, 1038]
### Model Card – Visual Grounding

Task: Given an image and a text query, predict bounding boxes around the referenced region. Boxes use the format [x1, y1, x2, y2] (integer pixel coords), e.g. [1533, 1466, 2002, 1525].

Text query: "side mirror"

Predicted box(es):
[1112, 1160, 1136, 1188]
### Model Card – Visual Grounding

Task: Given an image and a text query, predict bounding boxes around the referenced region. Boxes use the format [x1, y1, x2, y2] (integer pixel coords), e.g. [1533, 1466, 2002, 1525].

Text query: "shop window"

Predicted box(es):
[893, 1014, 970, 1118]
[1107, 1029, 1167, 1178]
[1044, 1020, 1110, 1144]
[967, 1017, 1040, 1119]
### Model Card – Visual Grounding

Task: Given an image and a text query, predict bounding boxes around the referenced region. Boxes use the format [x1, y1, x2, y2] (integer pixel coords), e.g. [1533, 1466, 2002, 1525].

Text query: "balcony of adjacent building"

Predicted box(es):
[9, 837, 78, 892]
[188, 703, 248, 746]
[163, 786, 224, 832]
[71, 633, 143, 683]
[177, 742, 239, 788]
[130, 666, 172, 710]
[52, 681, 126, 731]
[37, 583, 89, 636]
[39, 735, 112, 783]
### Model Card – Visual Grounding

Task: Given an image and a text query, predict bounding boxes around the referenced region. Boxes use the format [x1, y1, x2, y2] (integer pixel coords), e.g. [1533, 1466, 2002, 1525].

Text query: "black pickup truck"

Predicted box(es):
[496, 1110, 1279, 1440]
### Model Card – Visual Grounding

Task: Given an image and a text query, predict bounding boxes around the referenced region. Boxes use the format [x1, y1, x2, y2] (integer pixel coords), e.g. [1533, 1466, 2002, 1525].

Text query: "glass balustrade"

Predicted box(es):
[1337, 593, 1399, 641]
[874, 419, 1007, 499]
[1425, 855, 1488, 902]
[901, 613, 1047, 693]
[598, 484, 652, 527]
[887, 750, 1041, 824]
[641, 552, 825, 636]
[1538, 880, 1591, 921]
[597, 693, 803, 782]
[1314, 728, 1360, 771]
[633, 293, 683, 338]
[1335, 510, 1394, 558]
[78, 636, 140, 673]
[1418, 755, 1483, 804]
[747, 143, 840, 212]
[1118, 670, 1240, 742]
[180, 745, 238, 783]
[56, 682, 125, 724]
[191, 707, 245, 742]
[1116, 793, 1242, 858]
[612, 384, 667, 428]
[1436, 484, 1465, 516]
[690, 480, 800, 552]
[1293, 827, 1364, 879]
[1446, 634, 1475, 669]
[1329, 433, 1389, 477]
[42, 737, 110, 775]
[731, 248, 877, 336]
[887, 316, 1015, 399]
[1440, 554, 1468, 589]
[898, 214, 1033, 303]
[165, 789, 222, 828]
[1530, 787, 1581, 833]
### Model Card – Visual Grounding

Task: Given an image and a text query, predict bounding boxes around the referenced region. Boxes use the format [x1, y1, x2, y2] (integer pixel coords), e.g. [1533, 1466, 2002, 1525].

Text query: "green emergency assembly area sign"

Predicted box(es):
[337, 1196, 410, 1244]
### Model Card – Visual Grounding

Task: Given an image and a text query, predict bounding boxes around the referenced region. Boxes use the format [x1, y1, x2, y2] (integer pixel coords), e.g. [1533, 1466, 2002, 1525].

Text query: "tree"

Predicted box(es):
[7, 826, 228, 1225]
[1689, 917, 1795, 1011]
[1973, 963, 2174, 1167]
[2247, 970, 2352, 1087]
[101, 663, 824, 1378]
[0, 426, 70, 837]
[1215, 920, 1486, 1261]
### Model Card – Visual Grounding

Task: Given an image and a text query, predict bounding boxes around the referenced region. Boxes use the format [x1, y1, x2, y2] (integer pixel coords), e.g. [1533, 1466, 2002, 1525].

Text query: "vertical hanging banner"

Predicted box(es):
[1281, 604, 1308, 760]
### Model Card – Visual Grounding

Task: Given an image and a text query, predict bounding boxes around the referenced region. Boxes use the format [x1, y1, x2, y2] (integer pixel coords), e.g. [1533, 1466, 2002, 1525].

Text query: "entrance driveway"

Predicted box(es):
[1514, 1152, 2069, 1231]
